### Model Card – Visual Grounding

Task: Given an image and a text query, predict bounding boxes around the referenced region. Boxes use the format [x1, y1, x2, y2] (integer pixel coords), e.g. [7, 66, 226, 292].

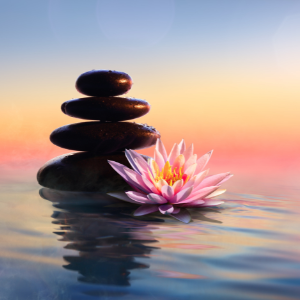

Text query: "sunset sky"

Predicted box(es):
[1, 0, 300, 186]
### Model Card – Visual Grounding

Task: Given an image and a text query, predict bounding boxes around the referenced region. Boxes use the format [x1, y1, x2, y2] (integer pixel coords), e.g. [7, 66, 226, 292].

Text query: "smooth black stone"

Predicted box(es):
[37, 152, 135, 192]
[61, 97, 150, 121]
[75, 70, 132, 97]
[50, 122, 160, 153]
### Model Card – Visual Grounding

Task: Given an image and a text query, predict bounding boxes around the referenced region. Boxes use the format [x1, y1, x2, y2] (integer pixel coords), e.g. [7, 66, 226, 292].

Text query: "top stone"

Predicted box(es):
[75, 70, 132, 97]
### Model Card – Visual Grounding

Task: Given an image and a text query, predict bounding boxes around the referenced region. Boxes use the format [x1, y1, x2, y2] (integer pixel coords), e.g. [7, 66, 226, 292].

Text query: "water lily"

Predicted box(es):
[108, 139, 232, 223]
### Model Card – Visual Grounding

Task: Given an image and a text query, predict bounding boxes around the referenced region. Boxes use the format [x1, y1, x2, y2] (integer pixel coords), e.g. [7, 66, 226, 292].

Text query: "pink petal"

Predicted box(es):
[156, 139, 168, 162]
[172, 154, 185, 172]
[168, 143, 180, 165]
[197, 172, 232, 189]
[147, 168, 157, 185]
[107, 161, 146, 193]
[161, 185, 174, 200]
[181, 186, 219, 203]
[194, 150, 213, 174]
[204, 189, 226, 199]
[218, 174, 233, 185]
[149, 158, 159, 178]
[125, 191, 149, 203]
[133, 157, 151, 179]
[193, 170, 209, 188]
[157, 179, 168, 191]
[178, 139, 186, 154]
[125, 149, 142, 175]
[134, 204, 159, 216]
[107, 160, 149, 193]
[107, 192, 139, 204]
[124, 168, 152, 194]
[183, 154, 197, 172]
[141, 176, 160, 194]
[107, 160, 128, 180]
[170, 186, 194, 204]
[183, 144, 194, 162]
[183, 176, 196, 189]
[154, 148, 165, 170]
[170, 208, 191, 223]
[128, 149, 147, 162]
[159, 204, 175, 215]
[127, 182, 148, 193]
[179, 200, 205, 207]
[173, 179, 184, 194]
[130, 150, 151, 173]
[147, 193, 168, 204]
[184, 163, 197, 178]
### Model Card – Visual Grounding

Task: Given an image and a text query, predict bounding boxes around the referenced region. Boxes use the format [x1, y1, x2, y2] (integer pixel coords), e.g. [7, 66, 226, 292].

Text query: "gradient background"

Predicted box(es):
[1, 0, 299, 192]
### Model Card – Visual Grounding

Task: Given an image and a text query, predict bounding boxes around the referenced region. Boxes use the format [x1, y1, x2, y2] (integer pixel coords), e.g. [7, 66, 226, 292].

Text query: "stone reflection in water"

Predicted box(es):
[40, 188, 161, 288]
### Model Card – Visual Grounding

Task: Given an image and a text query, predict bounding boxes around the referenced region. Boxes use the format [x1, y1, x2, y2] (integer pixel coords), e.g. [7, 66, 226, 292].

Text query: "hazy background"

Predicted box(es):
[1, 0, 299, 190]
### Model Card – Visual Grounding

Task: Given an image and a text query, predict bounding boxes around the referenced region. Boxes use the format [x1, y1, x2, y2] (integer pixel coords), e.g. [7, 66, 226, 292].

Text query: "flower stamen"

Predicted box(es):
[154, 160, 185, 186]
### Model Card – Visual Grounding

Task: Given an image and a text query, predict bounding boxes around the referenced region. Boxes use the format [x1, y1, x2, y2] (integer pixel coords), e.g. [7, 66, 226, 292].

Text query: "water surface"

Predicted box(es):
[0, 180, 299, 300]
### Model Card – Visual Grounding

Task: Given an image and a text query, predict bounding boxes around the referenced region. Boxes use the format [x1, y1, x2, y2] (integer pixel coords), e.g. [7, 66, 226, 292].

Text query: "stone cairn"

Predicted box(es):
[37, 70, 160, 193]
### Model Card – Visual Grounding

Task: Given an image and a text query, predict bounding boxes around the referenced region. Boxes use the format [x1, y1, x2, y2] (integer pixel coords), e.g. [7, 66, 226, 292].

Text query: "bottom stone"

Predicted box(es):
[37, 152, 135, 192]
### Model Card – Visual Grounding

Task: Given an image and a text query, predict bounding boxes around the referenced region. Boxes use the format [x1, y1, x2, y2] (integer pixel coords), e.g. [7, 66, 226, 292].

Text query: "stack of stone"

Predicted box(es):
[37, 70, 160, 193]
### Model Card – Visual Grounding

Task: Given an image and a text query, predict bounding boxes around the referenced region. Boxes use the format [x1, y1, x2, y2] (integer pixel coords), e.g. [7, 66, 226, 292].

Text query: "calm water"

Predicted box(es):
[0, 179, 299, 300]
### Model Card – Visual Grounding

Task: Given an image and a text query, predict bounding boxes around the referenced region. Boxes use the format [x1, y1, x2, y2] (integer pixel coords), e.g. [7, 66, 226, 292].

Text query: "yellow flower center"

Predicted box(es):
[154, 161, 188, 186]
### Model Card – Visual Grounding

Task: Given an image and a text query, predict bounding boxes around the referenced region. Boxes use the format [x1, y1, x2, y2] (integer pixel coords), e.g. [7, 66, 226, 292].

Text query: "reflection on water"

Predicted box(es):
[0, 182, 299, 299]
[40, 188, 161, 289]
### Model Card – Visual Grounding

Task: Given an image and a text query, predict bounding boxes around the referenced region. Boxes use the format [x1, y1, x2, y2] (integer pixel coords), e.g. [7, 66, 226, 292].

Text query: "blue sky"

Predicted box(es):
[1, 0, 300, 69]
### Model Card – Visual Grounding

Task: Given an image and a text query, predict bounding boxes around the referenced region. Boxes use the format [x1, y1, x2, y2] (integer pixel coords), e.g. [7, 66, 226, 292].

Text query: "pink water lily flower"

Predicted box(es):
[108, 139, 232, 223]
